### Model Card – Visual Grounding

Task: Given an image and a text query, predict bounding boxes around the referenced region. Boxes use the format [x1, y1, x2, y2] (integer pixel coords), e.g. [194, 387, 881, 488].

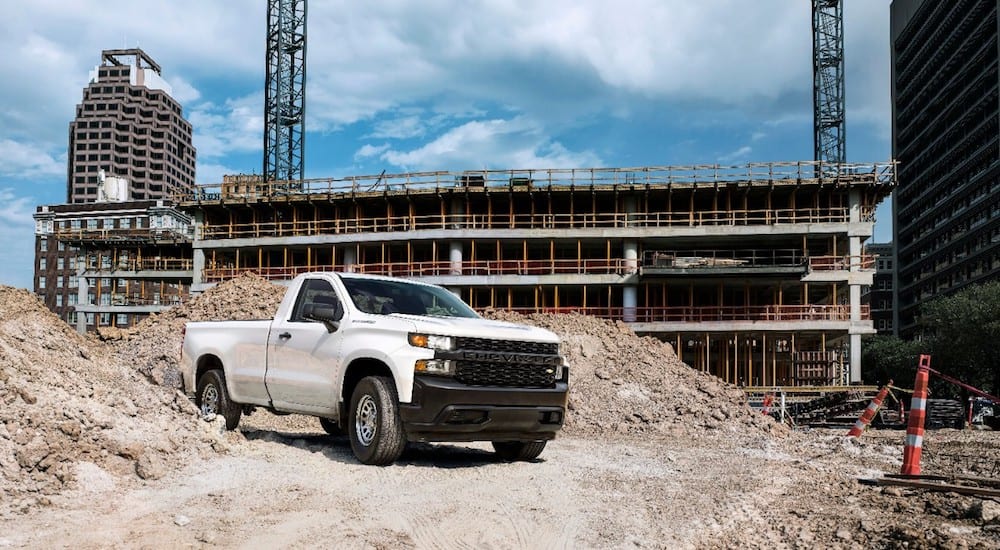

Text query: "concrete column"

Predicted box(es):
[343, 247, 357, 273]
[450, 198, 465, 274]
[192, 249, 205, 286]
[449, 242, 463, 275]
[850, 333, 862, 383]
[849, 188, 862, 223]
[848, 235, 864, 383]
[624, 240, 638, 274]
[622, 195, 639, 323]
[76, 267, 88, 334]
[623, 285, 637, 323]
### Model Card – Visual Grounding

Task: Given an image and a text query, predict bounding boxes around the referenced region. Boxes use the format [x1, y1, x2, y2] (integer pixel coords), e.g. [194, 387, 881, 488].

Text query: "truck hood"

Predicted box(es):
[390, 314, 560, 344]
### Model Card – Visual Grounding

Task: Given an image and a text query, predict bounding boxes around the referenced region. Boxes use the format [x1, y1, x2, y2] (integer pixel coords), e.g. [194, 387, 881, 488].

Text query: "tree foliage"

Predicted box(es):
[920, 281, 1000, 397]
[861, 334, 926, 387]
[863, 281, 1000, 398]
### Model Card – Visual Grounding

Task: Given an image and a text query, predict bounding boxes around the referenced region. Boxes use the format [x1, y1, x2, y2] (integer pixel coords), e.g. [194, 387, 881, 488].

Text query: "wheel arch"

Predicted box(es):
[341, 357, 395, 417]
[195, 354, 224, 387]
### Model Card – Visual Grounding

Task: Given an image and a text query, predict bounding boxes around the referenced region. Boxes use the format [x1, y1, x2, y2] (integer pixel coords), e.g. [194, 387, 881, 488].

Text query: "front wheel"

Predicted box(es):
[492, 441, 547, 461]
[196, 369, 241, 430]
[348, 376, 406, 465]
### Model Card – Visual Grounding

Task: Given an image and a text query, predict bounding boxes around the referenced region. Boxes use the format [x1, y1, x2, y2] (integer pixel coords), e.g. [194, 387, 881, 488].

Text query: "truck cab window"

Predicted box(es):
[290, 278, 341, 322]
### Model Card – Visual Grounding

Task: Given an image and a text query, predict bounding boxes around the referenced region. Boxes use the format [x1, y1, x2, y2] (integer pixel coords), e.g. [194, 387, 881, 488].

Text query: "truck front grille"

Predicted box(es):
[455, 362, 557, 388]
[455, 337, 558, 356]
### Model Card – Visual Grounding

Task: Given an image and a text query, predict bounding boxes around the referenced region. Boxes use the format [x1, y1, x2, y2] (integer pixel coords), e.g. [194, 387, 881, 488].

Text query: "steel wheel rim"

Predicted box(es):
[201, 385, 219, 416]
[355, 394, 378, 446]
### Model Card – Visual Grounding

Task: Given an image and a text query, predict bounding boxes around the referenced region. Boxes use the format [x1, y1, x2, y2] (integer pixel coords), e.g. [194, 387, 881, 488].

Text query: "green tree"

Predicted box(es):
[920, 281, 1000, 397]
[861, 334, 926, 387]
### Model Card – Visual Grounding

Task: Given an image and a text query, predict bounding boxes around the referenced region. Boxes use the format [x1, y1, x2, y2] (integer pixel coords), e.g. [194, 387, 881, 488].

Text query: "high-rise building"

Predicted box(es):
[67, 49, 196, 203]
[34, 48, 197, 330]
[890, 0, 1000, 337]
[863, 242, 895, 334]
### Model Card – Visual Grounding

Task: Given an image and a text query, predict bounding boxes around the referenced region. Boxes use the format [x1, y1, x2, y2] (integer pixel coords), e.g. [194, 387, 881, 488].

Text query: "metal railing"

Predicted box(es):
[198, 207, 855, 240]
[55, 227, 193, 242]
[500, 304, 868, 323]
[807, 255, 876, 271]
[202, 259, 629, 282]
[178, 161, 897, 203]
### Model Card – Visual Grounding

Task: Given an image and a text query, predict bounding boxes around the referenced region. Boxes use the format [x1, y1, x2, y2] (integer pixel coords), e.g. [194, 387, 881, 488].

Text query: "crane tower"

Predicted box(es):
[263, 0, 307, 184]
[812, 0, 845, 165]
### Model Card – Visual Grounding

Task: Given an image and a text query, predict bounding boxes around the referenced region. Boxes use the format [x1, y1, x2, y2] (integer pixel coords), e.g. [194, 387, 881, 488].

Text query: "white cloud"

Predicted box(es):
[354, 143, 391, 161]
[188, 93, 264, 159]
[0, 188, 37, 289]
[0, 139, 65, 178]
[167, 76, 201, 104]
[717, 146, 753, 164]
[367, 116, 426, 139]
[379, 117, 601, 171]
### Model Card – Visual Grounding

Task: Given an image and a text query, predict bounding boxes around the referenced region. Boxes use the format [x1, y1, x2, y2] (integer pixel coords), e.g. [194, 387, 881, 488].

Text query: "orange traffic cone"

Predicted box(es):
[901, 355, 930, 475]
[847, 380, 892, 437]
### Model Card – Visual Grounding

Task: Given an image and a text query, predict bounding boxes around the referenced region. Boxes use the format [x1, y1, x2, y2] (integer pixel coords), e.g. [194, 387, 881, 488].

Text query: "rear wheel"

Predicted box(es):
[196, 370, 241, 430]
[492, 441, 547, 461]
[348, 376, 406, 465]
[319, 417, 342, 436]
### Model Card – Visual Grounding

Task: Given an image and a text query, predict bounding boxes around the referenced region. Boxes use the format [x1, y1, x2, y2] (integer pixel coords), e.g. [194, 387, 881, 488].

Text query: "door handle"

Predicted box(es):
[278, 332, 291, 340]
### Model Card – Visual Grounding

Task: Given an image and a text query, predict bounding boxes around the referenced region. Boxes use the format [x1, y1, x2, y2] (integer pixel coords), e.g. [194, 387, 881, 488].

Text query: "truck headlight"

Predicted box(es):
[408, 333, 454, 351]
[414, 359, 456, 376]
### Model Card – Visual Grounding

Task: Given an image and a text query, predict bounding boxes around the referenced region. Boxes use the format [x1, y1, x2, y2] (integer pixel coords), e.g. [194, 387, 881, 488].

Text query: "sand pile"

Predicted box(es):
[483, 310, 782, 437]
[0, 286, 221, 515]
[104, 272, 286, 388]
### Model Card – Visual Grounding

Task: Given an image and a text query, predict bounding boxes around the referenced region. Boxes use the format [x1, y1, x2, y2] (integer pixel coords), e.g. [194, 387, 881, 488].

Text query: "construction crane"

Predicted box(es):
[812, 0, 845, 166]
[263, 0, 307, 185]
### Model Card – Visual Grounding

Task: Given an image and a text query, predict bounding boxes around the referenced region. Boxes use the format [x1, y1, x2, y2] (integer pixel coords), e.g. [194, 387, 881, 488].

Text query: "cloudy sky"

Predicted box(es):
[0, 0, 894, 289]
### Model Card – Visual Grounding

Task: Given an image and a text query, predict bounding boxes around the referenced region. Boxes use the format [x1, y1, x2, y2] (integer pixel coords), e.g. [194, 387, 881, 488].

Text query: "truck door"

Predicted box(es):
[266, 277, 345, 414]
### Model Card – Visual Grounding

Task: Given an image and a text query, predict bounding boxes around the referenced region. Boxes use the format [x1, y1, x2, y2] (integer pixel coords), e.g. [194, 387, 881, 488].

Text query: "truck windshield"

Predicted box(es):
[341, 277, 480, 318]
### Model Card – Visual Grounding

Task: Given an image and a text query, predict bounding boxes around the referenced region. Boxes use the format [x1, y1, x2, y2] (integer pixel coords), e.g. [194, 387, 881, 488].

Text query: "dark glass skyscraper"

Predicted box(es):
[890, 0, 1000, 336]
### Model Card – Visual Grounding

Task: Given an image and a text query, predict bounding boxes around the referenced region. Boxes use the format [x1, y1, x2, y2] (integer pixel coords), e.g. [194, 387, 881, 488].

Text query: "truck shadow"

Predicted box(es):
[238, 429, 541, 468]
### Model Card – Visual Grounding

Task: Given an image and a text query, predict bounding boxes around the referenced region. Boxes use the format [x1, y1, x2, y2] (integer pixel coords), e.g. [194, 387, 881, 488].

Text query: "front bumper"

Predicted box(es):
[399, 375, 568, 443]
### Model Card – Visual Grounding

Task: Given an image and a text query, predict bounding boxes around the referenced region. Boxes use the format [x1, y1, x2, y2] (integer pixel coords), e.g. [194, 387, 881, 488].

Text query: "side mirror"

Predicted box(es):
[304, 302, 344, 332]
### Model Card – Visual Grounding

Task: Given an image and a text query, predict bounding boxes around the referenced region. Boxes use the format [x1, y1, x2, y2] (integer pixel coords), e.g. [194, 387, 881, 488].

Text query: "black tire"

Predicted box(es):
[319, 417, 342, 436]
[348, 376, 406, 465]
[492, 441, 547, 461]
[196, 369, 242, 430]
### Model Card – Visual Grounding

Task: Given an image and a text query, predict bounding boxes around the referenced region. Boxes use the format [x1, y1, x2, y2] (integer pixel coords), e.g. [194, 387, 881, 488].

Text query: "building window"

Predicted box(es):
[56, 257, 64, 270]
[69, 275, 79, 288]
[116, 314, 128, 326]
[99, 313, 111, 326]
[39, 258, 46, 270]
[68, 294, 78, 305]
[38, 276, 46, 289]
[85, 313, 94, 325]
[68, 312, 78, 324]
[40, 238, 48, 252]
[57, 276, 64, 288]
[56, 294, 63, 307]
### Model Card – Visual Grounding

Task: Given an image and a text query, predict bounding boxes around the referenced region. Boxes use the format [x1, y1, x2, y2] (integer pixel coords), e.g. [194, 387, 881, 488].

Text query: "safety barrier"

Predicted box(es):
[901, 355, 931, 475]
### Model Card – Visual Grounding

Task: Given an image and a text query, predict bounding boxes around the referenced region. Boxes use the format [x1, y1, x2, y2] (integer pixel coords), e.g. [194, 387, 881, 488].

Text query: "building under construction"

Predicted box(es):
[174, 160, 895, 390]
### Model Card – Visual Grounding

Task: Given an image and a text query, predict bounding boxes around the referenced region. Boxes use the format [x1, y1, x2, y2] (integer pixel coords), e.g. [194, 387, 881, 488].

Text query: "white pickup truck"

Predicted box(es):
[180, 272, 569, 465]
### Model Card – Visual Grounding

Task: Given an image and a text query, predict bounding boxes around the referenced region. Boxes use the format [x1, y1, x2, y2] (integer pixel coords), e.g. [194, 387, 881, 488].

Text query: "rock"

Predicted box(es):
[882, 486, 904, 497]
[971, 500, 1000, 523]
[174, 514, 191, 527]
[835, 529, 852, 541]
[135, 453, 166, 480]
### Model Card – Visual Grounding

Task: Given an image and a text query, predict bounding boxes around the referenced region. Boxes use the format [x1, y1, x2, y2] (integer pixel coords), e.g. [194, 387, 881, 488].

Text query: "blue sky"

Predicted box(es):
[0, 0, 894, 289]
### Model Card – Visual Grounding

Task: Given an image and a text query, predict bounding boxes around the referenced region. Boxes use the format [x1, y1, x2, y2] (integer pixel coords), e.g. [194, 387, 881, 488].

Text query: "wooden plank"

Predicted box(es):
[868, 477, 1000, 498]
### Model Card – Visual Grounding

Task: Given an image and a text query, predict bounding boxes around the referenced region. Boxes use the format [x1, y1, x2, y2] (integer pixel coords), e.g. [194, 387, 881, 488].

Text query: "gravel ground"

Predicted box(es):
[2, 275, 1000, 548]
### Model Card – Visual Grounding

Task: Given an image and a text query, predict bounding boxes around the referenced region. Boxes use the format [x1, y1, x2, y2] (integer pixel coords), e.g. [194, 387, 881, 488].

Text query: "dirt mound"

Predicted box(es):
[0, 286, 222, 516]
[483, 310, 782, 438]
[106, 272, 286, 388]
